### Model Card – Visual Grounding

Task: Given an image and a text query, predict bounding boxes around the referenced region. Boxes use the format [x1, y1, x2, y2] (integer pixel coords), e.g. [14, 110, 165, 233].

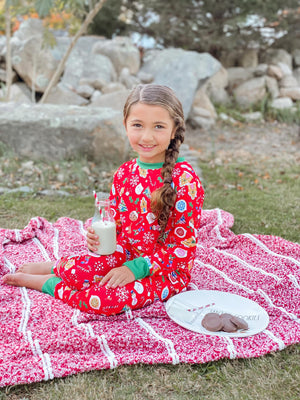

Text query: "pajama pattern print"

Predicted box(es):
[52, 158, 204, 315]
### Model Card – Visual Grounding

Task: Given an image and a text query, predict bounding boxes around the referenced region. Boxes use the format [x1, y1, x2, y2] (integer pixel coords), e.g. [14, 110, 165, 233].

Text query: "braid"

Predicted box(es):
[151, 121, 185, 242]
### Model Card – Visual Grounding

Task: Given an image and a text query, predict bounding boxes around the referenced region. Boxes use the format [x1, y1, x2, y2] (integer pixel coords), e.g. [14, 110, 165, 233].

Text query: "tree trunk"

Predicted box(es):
[39, 0, 108, 104]
[5, 6, 12, 102]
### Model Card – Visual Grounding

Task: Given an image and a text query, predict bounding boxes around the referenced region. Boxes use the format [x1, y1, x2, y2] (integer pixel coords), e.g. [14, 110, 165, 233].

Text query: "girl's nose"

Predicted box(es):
[141, 129, 153, 142]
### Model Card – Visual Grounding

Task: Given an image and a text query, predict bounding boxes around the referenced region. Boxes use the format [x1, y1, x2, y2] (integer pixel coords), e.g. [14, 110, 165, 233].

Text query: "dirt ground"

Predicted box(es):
[185, 121, 300, 169]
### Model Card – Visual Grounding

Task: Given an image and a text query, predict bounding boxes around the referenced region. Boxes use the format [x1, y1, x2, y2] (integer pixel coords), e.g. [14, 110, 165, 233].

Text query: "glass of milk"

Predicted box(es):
[92, 198, 116, 255]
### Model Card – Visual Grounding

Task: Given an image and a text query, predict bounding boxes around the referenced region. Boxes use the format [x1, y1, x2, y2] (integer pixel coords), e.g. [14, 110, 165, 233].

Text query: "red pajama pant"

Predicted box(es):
[52, 252, 189, 316]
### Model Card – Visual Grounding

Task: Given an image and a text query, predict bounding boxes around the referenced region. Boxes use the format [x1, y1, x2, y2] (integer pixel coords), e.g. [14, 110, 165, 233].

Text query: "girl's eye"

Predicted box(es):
[133, 123, 142, 128]
[155, 125, 164, 129]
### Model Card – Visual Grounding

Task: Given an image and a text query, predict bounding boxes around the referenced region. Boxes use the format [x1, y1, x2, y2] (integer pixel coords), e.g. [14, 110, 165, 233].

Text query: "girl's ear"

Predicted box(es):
[171, 126, 176, 139]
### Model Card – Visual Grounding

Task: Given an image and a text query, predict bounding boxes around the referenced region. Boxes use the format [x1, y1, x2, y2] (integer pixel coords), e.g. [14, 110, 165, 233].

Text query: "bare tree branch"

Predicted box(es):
[5, 5, 12, 101]
[40, 0, 108, 104]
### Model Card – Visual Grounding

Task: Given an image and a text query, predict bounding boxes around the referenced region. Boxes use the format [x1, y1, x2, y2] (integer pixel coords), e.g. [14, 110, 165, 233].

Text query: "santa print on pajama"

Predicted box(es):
[52, 157, 204, 316]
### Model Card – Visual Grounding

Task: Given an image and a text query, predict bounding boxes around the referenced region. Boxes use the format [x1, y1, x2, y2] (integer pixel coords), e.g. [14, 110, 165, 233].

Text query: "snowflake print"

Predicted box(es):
[116, 287, 129, 302]
[143, 232, 155, 244]
[130, 175, 139, 186]
[172, 167, 181, 177]
[94, 260, 105, 272]
[117, 167, 125, 179]
[107, 255, 117, 267]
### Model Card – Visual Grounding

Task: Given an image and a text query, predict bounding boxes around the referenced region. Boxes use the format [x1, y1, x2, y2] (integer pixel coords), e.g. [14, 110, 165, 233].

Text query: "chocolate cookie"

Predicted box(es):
[230, 316, 249, 330]
[201, 313, 223, 331]
[201, 312, 249, 333]
[220, 313, 238, 332]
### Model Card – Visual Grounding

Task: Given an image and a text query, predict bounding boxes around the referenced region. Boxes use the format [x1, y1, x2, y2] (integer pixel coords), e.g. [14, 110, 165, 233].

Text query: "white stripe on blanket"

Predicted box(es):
[136, 317, 179, 365]
[242, 233, 300, 267]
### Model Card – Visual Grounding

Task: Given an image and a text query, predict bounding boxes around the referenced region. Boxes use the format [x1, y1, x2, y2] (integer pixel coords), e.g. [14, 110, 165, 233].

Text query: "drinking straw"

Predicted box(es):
[187, 302, 216, 312]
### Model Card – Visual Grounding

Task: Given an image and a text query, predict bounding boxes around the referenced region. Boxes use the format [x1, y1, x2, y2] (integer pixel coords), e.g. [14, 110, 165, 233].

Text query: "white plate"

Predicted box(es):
[165, 290, 269, 337]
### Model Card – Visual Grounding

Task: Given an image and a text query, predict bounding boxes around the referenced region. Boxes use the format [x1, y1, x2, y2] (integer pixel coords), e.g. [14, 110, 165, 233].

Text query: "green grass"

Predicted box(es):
[0, 161, 299, 400]
[215, 97, 300, 125]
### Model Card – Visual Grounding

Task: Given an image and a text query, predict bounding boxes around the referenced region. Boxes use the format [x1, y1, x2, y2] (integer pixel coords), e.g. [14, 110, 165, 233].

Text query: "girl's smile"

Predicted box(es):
[124, 103, 175, 163]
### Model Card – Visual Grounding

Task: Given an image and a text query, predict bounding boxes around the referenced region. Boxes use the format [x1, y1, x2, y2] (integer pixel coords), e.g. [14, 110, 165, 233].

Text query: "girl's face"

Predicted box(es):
[124, 103, 175, 164]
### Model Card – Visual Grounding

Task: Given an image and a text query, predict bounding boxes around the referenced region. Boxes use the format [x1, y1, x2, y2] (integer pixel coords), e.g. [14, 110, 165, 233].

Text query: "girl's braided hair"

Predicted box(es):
[123, 84, 185, 242]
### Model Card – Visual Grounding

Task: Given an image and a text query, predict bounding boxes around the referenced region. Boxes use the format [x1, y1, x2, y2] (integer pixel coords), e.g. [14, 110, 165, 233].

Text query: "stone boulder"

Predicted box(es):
[254, 64, 268, 77]
[44, 83, 89, 106]
[0, 36, 6, 61]
[293, 49, 300, 68]
[89, 89, 130, 111]
[61, 37, 116, 90]
[271, 97, 294, 109]
[0, 67, 18, 84]
[294, 68, 300, 85]
[204, 66, 230, 104]
[233, 77, 266, 108]
[227, 67, 254, 92]
[140, 48, 221, 118]
[267, 65, 284, 80]
[261, 48, 293, 70]
[241, 49, 259, 68]
[279, 87, 300, 101]
[10, 20, 60, 93]
[3, 83, 33, 103]
[93, 36, 141, 76]
[265, 76, 279, 99]
[188, 88, 217, 129]
[0, 103, 129, 164]
[279, 75, 299, 88]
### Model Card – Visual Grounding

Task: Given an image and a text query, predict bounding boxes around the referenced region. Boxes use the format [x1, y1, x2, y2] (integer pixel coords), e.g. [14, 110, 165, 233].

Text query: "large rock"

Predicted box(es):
[140, 48, 221, 118]
[205, 66, 230, 104]
[271, 97, 293, 109]
[279, 75, 299, 88]
[11, 24, 60, 93]
[44, 83, 89, 105]
[265, 76, 279, 99]
[233, 77, 266, 108]
[0, 36, 6, 61]
[4, 82, 33, 103]
[61, 37, 116, 90]
[0, 103, 129, 164]
[294, 68, 300, 85]
[261, 48, 293, 70]
[279, 87, 300, 100]
[241, 49, 259, 68]
[293, 49, 300, 67]
[89, 89, 130, 111]
[188, 88, 217, 129]
[227, 67, 254, 92]
[12, 18, 44, 41]
[93, 36, 141, 75]
[0, 67, 18, 83]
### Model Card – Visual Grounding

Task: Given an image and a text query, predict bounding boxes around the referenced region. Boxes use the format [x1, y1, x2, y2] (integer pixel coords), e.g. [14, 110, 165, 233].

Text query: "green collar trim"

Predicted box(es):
[136, 157, 185, 170]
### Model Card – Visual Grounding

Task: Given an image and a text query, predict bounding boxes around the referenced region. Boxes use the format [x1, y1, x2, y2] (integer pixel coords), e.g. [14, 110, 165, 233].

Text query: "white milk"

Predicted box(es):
[92, 219, 117, 255]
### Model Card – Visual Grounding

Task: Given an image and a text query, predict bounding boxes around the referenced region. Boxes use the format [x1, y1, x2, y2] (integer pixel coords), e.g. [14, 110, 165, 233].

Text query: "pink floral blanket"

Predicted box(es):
[0, 209, 299, 387]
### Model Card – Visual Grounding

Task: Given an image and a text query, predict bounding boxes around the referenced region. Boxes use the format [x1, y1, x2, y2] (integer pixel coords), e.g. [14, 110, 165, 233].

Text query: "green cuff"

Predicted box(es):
[124, 257, 150, 280]
[42, 276, 62, 297]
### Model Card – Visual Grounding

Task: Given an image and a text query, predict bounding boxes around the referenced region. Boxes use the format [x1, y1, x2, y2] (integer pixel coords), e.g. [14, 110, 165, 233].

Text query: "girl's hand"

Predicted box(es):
[100, 265, 135, 288]
[86, 226, 99, 252]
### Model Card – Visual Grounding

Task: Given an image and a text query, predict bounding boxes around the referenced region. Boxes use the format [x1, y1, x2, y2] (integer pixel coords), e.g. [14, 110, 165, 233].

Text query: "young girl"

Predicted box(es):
[3, 84, 204, 316]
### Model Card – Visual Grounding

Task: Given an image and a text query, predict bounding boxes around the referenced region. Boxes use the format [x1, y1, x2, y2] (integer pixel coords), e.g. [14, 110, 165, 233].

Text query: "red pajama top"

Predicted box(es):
[110, 157, 204, 280]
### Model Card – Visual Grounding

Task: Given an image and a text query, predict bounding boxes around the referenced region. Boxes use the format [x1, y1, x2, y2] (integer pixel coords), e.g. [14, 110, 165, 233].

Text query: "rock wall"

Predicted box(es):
[0, 19, 300, 162]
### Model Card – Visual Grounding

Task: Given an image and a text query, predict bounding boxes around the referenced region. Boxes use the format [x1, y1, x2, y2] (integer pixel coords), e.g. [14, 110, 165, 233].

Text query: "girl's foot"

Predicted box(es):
[3, 272, 54, 292]
[17, 261, 54, 275]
